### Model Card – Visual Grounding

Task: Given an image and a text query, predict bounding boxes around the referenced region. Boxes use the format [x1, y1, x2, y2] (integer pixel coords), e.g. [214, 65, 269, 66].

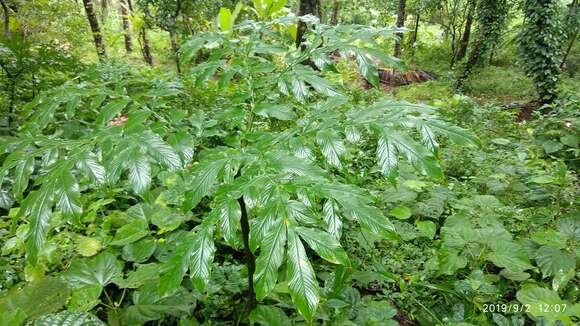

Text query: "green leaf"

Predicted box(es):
[63, 252, 123, 288]
[189, 226, 216, 292]
[388, 206, 412, 220]
[31, 311, 105, 326]
[516, 285, 571, 324]
[254, 103, 297, 121]
[96, 98, 131, 126]
[354, 49, 379, 86]
[24, 183, 55, 264]
[286, 228, 319, 320]
[13, 156, 34, 201]
[250, 202, 278, 252]
[183, 159, 226, 212]
[390, 133, 443, 180]
[356, 300, 398, 325]
[377, 135, 399, 181]
[249, 305, 291, 326]
[530, 175, 556, 184]
[0, 277, 71, 321]
[531, 230, 569, 249]
[290, 76, 308, 103]
[117, 264, 160, 289]
[76, 156, 106, 186]
[557, 216, 580, 241]
[217, 198, 241, 247]
[159, 234, 194, 297]
[254, 221, 287, 300]
[296, 227, 349, 265]
[298, 69, 341, 97]
[535, 246, 576, 277]
[419, 124, 439, 152]
[69, 285, 102, 312]
[127, 152, 151, 194]
[141, 131, 182, 171]
[487, 241, 533, 273]
[349, 204, 396, 239]
[316, 130, 345, 168]
[427, 120, 480, 147]
[323, 200, 342, 240]
[111, 220, 149, 246]
[437, 249, 468, 275]
[123, 287, 195, 325]
[416, 221, 437, 239]
[56, 171, 82, 223]
[76, 237, 101, 257]
[0, 190, 13, 209]
[122, 237, 156, 263]
[552, 269, 575, 292]
[218, 8, 233, 32]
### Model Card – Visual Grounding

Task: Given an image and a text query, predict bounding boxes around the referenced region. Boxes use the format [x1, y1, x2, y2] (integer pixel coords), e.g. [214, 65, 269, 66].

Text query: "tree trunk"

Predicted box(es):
[100, 0, 109, 24]
[330, 0, 340, 26]
[456, 0, 476, 62]
[120, 0, 132, 53]
[561, 0, 578, 69]
[169, 30, 181, 74]
[296, 0, 320, 48]
[168, 0, 182, 74]
[394, 0, 406, 58]
[82, 0, 107, 60]
[0, 0, 11, 41]
[125, 0, 153, 65]
[238, 196, 257, 311]
[140, 28, 154, 66]
[408, 13, 420, 59]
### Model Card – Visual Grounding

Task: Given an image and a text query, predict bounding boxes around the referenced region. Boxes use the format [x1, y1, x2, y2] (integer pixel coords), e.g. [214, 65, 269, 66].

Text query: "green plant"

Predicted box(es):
[0, 14, 478, 324]
[519, 0, 564, 104]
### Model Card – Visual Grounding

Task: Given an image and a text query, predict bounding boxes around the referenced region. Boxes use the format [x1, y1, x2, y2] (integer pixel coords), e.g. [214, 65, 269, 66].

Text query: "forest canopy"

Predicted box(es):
[0, 0, 578, 325]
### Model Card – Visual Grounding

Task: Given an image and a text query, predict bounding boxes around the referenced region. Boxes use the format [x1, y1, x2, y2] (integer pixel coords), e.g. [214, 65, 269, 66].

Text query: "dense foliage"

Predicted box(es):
[0, 0, 578, 325]
[519, 0, 564, 104]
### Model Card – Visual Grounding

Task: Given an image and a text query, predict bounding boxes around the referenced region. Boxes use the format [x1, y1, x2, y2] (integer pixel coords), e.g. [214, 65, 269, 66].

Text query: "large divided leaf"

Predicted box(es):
[295, 227, 349, 266]
[254, 221, 287, 300]
[31, 311, 106, 326]
[286, 228, 319, 320]
[63, 252, 123, 288]
[189, 226, 216, 292]
[183, 159, 227, 212]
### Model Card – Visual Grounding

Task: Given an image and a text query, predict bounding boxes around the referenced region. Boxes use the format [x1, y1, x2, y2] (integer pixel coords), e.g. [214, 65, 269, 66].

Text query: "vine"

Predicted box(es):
[519, 0, 563, 104]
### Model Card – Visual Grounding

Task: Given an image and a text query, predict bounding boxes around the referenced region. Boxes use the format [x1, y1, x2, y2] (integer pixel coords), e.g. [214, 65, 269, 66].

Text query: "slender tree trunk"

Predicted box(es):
[394, 0, 406, 58]
[456, 32, 484, 89]
[169, 0, 182, 74]
[125, 0, 153, 65]
[296, 0, 320, 48]
[409, 13, 420, 59]
[456, 0, 476, 62]
[330, 0, 340, 26]
[0, 0, 11, 41]
[140, 28, 154, 66]
[238, 196, 257, 311]
[561, 31, 577, 69]
[561, 0, 578, 69]
[82, 0, 107, 60]
[120, 0, 132, 53]
[100, 0, 109, 24]
[169, 30, 181, 74]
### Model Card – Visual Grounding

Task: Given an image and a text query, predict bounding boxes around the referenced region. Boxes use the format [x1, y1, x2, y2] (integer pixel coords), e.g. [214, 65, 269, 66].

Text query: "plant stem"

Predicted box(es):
[238, 195, 257, 311]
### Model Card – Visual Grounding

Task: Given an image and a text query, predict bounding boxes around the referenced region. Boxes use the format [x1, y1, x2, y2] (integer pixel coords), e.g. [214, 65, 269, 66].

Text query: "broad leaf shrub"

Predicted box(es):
[369, 95, 579, 325]
[0, 16, 480, 324]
